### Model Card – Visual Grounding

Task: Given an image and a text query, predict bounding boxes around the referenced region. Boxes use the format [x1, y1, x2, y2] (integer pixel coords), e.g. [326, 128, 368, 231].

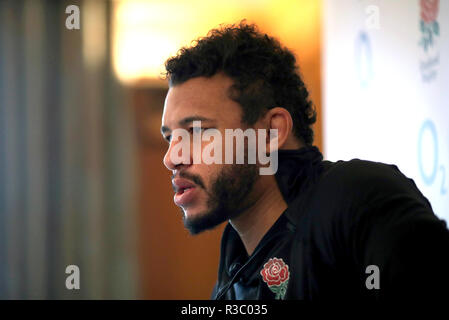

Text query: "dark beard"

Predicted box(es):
[182, 163, 259, 235]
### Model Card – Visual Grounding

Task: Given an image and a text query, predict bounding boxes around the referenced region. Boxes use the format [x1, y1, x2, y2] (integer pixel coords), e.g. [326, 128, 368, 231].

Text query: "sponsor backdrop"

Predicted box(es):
[323, 0, 448, 222]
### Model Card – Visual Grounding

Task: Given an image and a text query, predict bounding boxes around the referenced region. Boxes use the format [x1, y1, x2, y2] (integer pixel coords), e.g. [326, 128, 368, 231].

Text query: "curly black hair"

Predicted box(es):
[164, 21, 316, 146]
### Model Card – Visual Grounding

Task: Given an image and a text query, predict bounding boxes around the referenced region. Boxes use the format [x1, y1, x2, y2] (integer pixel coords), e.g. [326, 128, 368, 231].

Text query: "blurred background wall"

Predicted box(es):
[1, 0, 445, 300]
[0, 0, 138, 299]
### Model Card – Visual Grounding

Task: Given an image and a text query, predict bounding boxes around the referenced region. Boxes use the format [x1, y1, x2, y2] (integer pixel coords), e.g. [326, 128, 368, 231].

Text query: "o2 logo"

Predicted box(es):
[355, 31, 374, 87]
[418, 119, 447, 195]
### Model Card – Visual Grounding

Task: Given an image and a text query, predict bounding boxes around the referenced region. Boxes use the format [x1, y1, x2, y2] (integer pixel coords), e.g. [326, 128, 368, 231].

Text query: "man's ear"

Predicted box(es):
[263, 107, 293, 152]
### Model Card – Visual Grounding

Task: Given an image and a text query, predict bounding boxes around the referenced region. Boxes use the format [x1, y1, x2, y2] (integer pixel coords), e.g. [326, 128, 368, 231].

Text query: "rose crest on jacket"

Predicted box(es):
[260, 257, 290, 300]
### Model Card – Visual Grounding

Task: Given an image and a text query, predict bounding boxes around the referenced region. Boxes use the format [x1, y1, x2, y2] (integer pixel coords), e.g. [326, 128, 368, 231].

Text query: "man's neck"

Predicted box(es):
[229, 175, 287, 256]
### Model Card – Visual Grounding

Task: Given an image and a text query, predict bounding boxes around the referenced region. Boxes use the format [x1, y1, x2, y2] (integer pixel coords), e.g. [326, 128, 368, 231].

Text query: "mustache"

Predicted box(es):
[171, 171, 206, 191]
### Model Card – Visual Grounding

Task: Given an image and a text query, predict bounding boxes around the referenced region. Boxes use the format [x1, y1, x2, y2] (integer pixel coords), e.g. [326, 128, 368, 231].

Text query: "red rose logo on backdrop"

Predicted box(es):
[260, 257, 290, 300]
[419, 0, 439, 52]
[420, 0, 439, 23]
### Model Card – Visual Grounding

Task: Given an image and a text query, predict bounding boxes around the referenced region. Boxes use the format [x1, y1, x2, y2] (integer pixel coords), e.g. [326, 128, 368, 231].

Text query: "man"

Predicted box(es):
[160, 22, 449, 300]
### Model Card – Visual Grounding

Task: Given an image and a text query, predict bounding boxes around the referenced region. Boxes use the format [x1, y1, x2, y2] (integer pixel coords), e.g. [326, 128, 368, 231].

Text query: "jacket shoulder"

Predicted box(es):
[317, 158, 427, 206]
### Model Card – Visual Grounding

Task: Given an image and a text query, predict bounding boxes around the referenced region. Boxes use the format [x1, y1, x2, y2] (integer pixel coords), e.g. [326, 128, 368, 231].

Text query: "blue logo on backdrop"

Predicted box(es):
[418, 119, 447, 194]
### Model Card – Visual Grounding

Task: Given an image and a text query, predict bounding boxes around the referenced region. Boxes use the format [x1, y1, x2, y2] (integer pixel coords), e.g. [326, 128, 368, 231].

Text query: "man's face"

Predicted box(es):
[161, 73, 261, 234]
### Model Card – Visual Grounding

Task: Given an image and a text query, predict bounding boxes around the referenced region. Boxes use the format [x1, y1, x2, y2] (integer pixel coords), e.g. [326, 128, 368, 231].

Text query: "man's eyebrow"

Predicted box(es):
[178, 116, 214, 126]
[161, 116, 214, 134]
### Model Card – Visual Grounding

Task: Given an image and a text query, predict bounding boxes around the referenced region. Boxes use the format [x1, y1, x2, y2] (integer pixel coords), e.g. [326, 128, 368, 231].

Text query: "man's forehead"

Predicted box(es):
[162, 74, 238, 125]
[166, 74, 233, 106]
[162, 89, 214, 126]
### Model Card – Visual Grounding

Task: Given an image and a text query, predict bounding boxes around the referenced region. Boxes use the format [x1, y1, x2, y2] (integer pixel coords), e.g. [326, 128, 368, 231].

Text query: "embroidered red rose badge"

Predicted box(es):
[260, 257, 290, 300]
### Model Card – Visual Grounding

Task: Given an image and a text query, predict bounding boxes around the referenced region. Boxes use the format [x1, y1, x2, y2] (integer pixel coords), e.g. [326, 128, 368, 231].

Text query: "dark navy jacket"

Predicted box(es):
[211, 146, 449, 300]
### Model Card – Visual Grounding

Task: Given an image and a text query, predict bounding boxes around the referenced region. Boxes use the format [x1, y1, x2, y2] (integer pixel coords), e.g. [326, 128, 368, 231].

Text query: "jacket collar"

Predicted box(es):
[219, 208, 292, 283]
[275, 145, 324, 204]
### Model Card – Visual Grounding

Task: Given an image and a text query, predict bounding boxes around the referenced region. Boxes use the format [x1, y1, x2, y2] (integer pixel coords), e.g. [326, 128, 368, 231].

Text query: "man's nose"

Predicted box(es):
[163, 137, 191, 171]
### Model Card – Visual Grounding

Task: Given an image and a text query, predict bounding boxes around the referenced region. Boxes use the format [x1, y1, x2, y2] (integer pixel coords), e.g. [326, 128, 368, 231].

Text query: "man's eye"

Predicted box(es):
[189, 127, 207, 134]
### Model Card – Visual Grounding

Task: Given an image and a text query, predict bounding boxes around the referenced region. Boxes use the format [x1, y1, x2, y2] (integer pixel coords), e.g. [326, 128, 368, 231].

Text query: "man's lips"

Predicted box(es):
[172, 178, 198, 207]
